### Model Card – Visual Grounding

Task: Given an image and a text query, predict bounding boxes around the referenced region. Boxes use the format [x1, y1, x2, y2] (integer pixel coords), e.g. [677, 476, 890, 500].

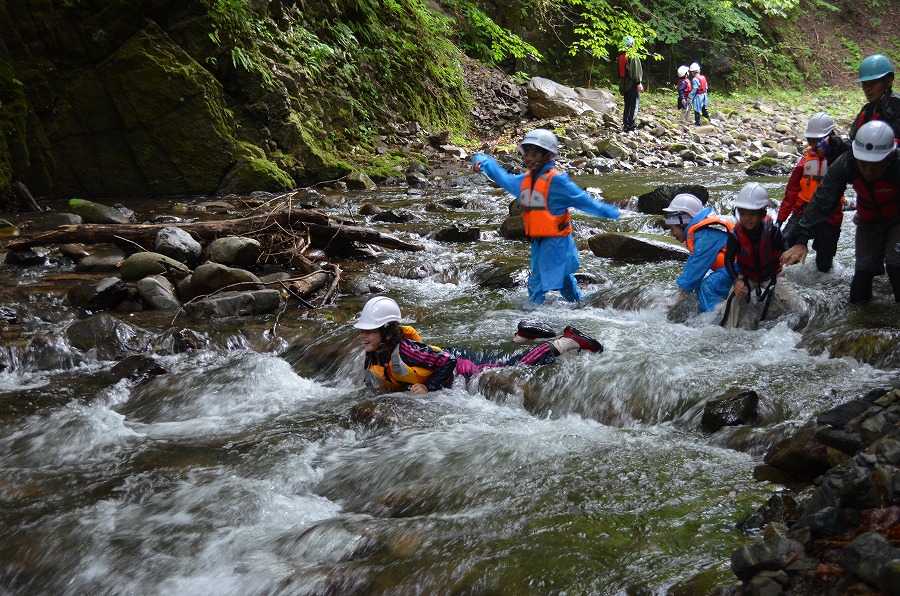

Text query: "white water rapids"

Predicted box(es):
[1, 165, 898, 594]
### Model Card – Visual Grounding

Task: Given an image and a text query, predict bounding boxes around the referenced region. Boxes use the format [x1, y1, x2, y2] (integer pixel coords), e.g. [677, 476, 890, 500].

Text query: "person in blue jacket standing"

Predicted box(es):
[471, 128, 620, 306]
[688, 62, 710, 126]
[663, 193, 735, 313]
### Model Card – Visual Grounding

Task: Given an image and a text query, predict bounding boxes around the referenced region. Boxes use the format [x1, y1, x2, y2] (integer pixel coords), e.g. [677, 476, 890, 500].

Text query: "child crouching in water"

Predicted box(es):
[721, 183, 805, 329]
[354, 297, 603, 394]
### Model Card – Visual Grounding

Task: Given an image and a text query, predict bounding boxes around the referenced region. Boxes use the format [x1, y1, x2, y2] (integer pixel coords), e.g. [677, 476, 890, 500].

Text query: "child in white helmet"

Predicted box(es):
[676, 65, 692, 123]
[721, 183, 804, 329]
[354, 296, 604, 394]
[471, 128, 620, 306]
[687, 62, 710, 126]
[778, 111, 848, 273]
[663, 192, 734, 314]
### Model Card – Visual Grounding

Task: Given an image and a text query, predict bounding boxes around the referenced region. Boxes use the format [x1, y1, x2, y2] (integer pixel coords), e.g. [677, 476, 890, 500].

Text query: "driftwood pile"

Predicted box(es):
[6, 200, 423, 309]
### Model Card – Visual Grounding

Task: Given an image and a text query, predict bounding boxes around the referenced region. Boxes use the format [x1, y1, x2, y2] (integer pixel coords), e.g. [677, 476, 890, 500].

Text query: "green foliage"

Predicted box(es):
[565, 0, 651, 59]
[447, 1, 544, 64]
[840, 35, 863, 71]
[203, 0, 274, 87]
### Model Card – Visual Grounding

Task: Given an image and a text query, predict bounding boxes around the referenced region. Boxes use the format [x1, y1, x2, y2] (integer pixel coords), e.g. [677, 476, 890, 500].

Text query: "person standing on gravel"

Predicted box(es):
[471, 128, 620, 306]
[676, 65, 692, 123]
[688, 62, 710, 126]
[617, 36, 643, 132]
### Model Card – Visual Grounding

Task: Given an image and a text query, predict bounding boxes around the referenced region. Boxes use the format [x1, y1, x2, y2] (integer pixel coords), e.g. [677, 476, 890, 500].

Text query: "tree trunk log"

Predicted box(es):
[6, 209, 424, 253]
[286, 271, 333, 300]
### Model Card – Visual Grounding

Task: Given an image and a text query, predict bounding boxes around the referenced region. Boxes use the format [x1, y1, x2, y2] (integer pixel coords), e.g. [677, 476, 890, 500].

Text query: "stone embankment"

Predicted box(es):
[722, 386, 900, 595]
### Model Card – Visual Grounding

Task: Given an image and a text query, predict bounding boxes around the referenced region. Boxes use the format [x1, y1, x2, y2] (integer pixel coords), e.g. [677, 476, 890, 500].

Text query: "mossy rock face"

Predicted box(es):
[52, 21, 239, 198]
[217, 154, 295, 195]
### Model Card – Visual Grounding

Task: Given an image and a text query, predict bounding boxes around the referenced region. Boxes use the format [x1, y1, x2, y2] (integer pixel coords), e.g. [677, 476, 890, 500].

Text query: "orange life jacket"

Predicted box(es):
[685, 216, 734, 270]
[798, 147, 828, 203]
[364, 326, 440, 391]
[519, 169, 571, 238]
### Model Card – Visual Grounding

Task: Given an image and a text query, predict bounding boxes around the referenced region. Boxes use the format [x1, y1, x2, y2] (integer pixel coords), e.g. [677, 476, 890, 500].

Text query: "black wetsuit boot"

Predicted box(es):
[849, 270, 876, 303]
[887, 265, 900, 302]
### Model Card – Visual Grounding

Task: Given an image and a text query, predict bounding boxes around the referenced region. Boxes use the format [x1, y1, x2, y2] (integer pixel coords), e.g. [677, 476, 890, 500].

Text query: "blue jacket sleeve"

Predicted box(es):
[471, 154, 525, 197]
[547, 170, 620, 220]
[676, 228, 729, 292]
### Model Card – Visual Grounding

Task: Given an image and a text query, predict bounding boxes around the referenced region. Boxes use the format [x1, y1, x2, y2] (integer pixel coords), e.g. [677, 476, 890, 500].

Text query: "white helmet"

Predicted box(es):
[354, 296, 402, 329]
[803, 111, 835, 138]
[733, 182, 770, 210]
[852, 120, 897, 162]
[662, 193, 704, 225]
[518, 128, 558, 155]
[689, 62, 701, 73]
[677, 65, 689, 78]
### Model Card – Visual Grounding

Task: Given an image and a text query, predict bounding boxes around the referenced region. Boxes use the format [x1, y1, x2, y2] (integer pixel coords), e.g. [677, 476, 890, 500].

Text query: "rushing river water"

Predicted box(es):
[2, 163, 899, 595]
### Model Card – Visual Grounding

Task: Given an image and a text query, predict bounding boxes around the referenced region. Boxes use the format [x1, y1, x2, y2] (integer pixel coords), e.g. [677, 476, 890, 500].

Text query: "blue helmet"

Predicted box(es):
[857, 54, 894, 83]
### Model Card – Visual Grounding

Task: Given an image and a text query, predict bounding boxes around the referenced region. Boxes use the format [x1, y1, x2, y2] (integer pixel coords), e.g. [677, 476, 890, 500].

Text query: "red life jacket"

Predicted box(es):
[682, 77, 692, 99]
[618, 53, 628, 78]
[519, 169, 571, 237]
[696, 74, 708, 94]
[853, 171, 900, 223]
[734, 219, 782, 282]
[851, 93, 900, 140]
[685, 217, 734, 270]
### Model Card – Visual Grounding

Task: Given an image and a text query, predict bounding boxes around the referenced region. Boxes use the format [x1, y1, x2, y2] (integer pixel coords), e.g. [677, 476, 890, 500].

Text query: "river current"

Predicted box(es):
[1, 164, 898, 594]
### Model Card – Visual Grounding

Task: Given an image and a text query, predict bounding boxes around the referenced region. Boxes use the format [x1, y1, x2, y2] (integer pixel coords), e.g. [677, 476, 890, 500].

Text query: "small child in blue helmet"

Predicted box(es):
[471, 128, 620, 306]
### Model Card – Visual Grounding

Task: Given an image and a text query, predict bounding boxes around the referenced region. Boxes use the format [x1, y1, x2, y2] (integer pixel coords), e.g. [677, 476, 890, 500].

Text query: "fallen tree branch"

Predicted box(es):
[7, 208, 423, 253]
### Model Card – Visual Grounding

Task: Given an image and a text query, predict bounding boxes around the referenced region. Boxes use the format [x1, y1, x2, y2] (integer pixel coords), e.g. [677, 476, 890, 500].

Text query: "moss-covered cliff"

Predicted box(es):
[0, 0, 471, 205]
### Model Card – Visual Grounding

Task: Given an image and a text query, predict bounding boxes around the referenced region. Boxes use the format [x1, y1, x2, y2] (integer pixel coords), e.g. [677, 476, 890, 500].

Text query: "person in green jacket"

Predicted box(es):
[617, 36, 643, 132]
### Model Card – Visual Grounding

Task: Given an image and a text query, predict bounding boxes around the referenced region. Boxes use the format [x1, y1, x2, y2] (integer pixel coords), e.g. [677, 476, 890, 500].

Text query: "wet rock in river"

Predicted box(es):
[204, 236, 262, 267]
[434, 225, 480, 242]
[636, 184, 711, 214]
[74, 248, 126, 272]
[745, 157, 793, 177]
[190, 262, 262, 295]
[120, 252, 190, 282]
[499, 215, 526, 240]
[4, 248, 48, 267]
[701, 390, 759, 432]
[67, 277, 130, 312]
[28, 212, 82, 231]
[155, 226, 202, 267]
[136, 275, 181, 310]
[183, 289, 281, 318]
[68, 198, 130, 224]
[110, 354, 167, 385]
[761, 424, 831, 481]
[588, 232, 688, 263]
[66, 313, 150, 361]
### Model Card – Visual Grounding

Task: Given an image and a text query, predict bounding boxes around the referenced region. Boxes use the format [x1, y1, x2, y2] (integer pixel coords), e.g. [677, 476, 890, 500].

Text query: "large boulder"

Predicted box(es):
[588, 232, 689, 263]
[526, 77, 597, 118]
